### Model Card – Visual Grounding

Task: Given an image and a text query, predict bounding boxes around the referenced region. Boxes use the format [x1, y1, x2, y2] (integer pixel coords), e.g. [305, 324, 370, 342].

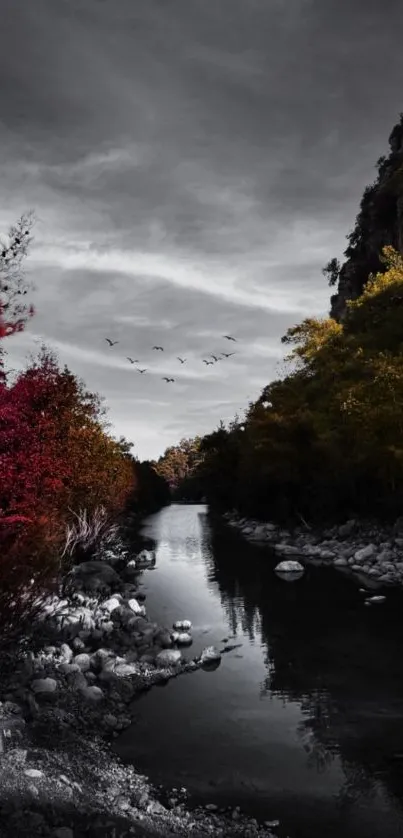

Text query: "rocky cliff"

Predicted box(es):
[329, 113, 403, 321]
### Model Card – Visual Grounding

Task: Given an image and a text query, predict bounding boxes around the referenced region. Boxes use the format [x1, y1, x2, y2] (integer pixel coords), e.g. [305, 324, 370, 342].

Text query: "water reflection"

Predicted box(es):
[117, 504, 403, 837]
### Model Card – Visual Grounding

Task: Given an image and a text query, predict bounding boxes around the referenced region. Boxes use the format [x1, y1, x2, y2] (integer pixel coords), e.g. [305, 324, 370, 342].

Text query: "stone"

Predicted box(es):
[67, 561, 121, 594]
[173, 620, 192, 631]
[70, 671, 88, 690]
[31, 678, 57, 694]
[24, 768, 44, 779]
[156, 649, 182, 667]
[128, 598, 145, 615]
[73, 653, 91, 672]
[354, 544, 377, 562]
[199, 646, 221, 665]
[53, 829, 74, 838]
[114, 663, 140, 677]
[104, 713, 118, 728]
[81, 685, 104, 702]
[175, 632, 193, 646]
[59, 643, 73, 663]
[156, 631, 172, 648]
[334, 557, 348, 567]
[367, 595, 387, 603]
[101, 595, 122, 614]
[274, 560, 304, 573]
[274, 544, 302, 556]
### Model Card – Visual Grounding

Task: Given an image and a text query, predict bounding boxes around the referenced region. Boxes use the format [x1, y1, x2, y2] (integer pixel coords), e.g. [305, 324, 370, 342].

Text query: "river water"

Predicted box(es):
[114, 503, 403, 838]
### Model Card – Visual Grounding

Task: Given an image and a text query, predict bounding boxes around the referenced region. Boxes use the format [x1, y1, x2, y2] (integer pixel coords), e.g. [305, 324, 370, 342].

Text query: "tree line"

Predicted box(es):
[156, 245, 403, 525]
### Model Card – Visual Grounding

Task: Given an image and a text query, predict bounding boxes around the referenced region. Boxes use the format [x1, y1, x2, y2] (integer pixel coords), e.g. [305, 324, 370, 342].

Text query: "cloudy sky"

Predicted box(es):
[1, 0, 403, 460]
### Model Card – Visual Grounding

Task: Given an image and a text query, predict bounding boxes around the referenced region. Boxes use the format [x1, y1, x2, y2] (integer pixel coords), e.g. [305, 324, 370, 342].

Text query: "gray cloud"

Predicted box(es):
[1, 0, 403, 457]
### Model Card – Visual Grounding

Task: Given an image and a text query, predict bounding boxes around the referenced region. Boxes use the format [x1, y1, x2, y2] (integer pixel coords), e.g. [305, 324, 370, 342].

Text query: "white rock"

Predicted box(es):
[114, 663, 140, 677]
[199, 646, 221, 665]
[73, 653, 91, 672]
[59, 643, 73, 663]
[275, 560, 304, 573]
[24, 768, 44, 778]
[101, 596, 122, 614]
[334, 558, 348, 567]
[354, 544, 377, 562]
[366, 595, 387, 604]
[175, 632, 193, 646]
[173, 620, 192, 631]
[128, 598, 143, 615]
[156, 649, 182, 667]
[31, 678, 57, 694]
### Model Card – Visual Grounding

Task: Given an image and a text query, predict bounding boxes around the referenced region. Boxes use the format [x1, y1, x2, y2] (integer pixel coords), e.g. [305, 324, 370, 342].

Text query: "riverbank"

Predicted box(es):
[222, 511, 403, 588]
[0, 515, 278, 838]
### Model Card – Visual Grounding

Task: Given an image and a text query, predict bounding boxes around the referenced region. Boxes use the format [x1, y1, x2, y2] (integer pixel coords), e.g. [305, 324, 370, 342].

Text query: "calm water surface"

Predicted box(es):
[114, 504, 403, 838]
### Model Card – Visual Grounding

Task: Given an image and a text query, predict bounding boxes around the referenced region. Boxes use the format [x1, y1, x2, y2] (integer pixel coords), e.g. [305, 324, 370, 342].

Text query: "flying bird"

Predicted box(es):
[162, 377, 175, 382]
[223, 335, 237, 341]
[127, 357, 139, 364]
[105, 338, 119, 346]
[222, 352, 236, 358]
[137, 368, 147, 374]
[211, 355, 220, 362]
[152, 346, 164, 351]
[203, 360, 214, 365]
[177, 357, 186, 364]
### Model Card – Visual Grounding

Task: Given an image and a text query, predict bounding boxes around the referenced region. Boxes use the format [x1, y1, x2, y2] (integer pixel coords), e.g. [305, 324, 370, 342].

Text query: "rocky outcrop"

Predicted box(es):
[329, 113, 403, 321]
[224, 511, 403, 592]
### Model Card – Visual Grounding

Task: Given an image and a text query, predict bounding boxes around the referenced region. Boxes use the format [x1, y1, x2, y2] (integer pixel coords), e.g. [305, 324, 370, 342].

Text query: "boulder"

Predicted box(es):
[66, 561, 121, 594]
[59, 643, 73, 663]
[174, 632, 193, 646]
[199, 646, 221, 667]
[80, 685, 104, 702]
[73, 653, 91, 672]
[128, 598, 145, 615]
[334, 557, 348, 567]
[173, 620, 192, 631]
[155, 649, 182, 667]
[155, 630, 172, 648]
[354, 544, 377, 562]
[101, 596, 122, 614]
[31, 678, 57, 694]
[274, 544, 302, 557]
[274, 560, 304, 573]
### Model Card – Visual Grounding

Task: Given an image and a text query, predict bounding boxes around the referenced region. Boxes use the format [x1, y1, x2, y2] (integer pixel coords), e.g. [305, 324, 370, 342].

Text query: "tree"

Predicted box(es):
[0, 212, 36, 381]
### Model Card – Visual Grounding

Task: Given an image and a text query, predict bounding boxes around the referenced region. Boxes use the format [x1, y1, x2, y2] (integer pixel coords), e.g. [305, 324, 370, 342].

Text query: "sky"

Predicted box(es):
[1, 0, 403, 460]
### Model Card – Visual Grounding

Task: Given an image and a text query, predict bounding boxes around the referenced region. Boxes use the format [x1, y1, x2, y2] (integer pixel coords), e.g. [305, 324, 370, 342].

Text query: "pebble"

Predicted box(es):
[24, 768, 44, 778]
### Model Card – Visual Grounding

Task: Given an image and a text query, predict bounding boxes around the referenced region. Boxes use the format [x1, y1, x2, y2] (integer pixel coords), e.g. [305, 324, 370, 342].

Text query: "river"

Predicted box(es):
[114, 503, 403, 838]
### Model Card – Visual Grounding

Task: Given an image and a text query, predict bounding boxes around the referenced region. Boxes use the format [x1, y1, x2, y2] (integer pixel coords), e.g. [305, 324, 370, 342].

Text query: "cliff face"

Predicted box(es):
[329, 114, 403, 322]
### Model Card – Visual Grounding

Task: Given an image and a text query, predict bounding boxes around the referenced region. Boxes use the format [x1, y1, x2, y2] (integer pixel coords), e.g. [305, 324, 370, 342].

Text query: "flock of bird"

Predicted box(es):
[104, 335, 238, 383]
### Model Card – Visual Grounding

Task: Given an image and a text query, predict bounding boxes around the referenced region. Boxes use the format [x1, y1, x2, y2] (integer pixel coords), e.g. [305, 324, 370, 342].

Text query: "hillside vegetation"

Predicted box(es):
[0, 215, 169, 635]
[157, 115, 403, 526]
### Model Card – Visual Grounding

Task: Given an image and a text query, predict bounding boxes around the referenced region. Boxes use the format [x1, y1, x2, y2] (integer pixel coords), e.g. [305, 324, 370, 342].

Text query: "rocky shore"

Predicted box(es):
[223, 511, 403, 589]
[0, 521, 279, 838]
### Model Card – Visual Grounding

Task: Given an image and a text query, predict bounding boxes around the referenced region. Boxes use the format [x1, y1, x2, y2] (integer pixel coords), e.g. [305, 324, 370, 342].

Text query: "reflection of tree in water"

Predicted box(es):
[207, 521, 403, 814]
